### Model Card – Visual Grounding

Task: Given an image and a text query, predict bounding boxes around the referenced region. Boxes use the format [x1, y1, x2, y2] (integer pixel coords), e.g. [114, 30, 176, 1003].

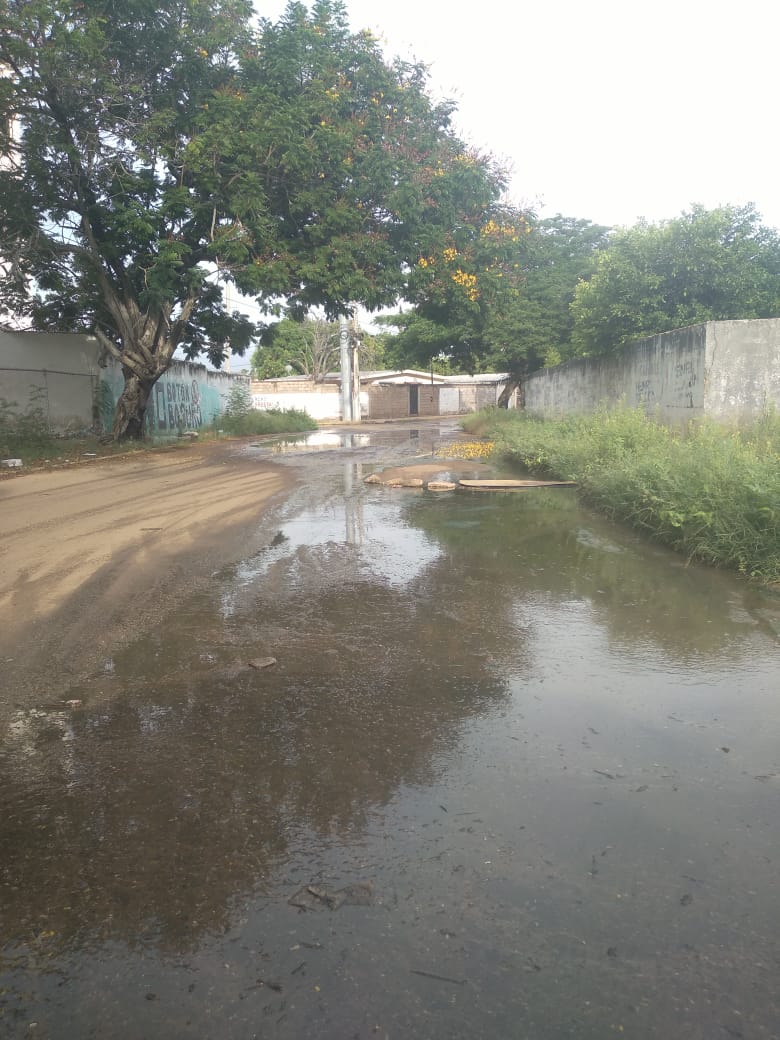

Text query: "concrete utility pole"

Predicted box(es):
[339, 316, 352, 421]
[349, 318, 360, 422]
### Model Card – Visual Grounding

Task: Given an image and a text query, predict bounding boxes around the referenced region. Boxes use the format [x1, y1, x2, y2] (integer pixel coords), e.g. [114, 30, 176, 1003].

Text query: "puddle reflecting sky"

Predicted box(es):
[1, 424, 779, 1039]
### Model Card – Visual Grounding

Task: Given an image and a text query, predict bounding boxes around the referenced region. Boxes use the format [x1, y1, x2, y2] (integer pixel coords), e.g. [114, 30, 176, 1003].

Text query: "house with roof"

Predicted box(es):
[249, 369, 516, 421]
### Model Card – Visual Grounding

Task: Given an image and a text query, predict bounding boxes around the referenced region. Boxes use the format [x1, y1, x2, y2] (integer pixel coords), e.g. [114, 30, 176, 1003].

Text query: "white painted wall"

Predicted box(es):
[251, 389, 341, 421]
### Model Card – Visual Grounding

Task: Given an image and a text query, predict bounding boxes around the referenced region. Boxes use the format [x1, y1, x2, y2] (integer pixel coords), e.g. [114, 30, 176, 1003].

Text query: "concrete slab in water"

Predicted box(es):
[458, 478, 577, 490]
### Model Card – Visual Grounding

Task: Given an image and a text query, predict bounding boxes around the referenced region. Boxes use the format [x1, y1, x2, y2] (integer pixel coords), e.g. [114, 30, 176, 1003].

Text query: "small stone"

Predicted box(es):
[248, 657, 277, 670]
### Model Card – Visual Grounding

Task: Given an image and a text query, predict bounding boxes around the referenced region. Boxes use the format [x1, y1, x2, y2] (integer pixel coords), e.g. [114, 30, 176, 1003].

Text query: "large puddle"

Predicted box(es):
[2, 421, 779, 1038]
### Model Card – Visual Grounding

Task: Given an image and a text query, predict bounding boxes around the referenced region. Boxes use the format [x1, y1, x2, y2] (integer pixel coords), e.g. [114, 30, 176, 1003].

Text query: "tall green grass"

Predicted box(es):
[214, 382, 318, 436]
[217, 406, 318, 437]
[464, 407, 780, 583]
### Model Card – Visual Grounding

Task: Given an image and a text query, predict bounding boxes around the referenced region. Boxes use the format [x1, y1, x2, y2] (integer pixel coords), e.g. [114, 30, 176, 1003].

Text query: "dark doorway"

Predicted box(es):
[409, 385, 419, 416]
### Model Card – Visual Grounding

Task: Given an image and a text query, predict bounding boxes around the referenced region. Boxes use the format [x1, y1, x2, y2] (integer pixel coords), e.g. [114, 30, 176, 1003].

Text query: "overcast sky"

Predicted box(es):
[260, 0, 780, 231]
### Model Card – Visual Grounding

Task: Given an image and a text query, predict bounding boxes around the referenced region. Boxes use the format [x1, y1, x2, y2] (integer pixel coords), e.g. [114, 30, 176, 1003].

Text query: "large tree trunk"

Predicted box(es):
[111, 369, 157, 440]
[498, 374, 523, 409]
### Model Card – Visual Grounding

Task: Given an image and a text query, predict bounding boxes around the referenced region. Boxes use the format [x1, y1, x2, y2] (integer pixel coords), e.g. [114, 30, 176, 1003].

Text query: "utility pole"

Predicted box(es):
[349, 317, 360, 422]
[339, 315, 352, 421]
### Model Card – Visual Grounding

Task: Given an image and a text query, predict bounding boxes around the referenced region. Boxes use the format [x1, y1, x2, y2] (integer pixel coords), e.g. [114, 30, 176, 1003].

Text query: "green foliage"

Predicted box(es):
[491, 215, 611, 367]
[217, 405, 318, 436]
[1, 0, 505, 437]
[219, 379, 316, 435]
[0, 392, 54, 458]
[571, 204, 780, 355]
[380, 207, 531, 375]
[251, 316, 389, 379]
[251, 317, 339, 380]
[223, 381, 254, 418]
[468, 408, 780, 583]
[383, 213, 610, 383]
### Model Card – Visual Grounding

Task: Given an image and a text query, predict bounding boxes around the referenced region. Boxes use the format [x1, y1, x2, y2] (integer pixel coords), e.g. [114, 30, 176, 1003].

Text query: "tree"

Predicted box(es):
[380, 213, 610, 401]
[251, 316, 387, 380]
[250, 317, 339, 380]
[0, 0, 507, 438]
[570, 204, 780, 356]
[378, 202, 531, 370]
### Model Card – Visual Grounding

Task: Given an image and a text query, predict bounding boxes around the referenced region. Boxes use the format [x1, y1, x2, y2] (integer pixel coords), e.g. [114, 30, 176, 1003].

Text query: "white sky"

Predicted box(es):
[260, 0, 780, 231]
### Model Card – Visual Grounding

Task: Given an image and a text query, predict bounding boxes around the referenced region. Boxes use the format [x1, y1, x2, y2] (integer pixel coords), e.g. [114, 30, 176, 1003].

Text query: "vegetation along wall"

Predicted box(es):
[523, 319, 780, 426]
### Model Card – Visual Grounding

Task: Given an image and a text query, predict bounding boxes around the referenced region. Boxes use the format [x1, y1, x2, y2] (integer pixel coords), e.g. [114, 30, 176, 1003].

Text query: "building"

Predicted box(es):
[250, 370, 516, 421]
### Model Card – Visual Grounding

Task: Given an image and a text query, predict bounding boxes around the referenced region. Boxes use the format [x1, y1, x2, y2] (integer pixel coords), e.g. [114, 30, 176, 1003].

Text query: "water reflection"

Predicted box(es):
[264, 431, 373, 453]
[1, 424, 779, 1038]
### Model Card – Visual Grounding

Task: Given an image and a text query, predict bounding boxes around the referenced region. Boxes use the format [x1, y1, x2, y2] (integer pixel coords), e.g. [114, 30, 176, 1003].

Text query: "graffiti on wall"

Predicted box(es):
[635, 378, 656, 405]
[672, 360, 697, 409]
[146, 380, 204, 432]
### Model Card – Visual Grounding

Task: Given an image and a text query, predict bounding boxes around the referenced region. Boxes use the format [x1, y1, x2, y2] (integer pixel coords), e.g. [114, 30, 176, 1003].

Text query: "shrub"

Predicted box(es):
[217, 404, 318, 437]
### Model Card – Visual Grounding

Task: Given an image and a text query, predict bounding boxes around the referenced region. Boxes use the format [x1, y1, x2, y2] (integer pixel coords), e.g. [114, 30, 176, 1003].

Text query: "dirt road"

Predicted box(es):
[0, 441, 294, 704]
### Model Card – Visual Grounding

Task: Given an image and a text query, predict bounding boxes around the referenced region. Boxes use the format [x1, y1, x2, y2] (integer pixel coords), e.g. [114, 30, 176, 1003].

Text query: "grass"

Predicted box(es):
[0, 390, 317, 471]
[463, 406, 780, 584]
[215, 406, 318, 437]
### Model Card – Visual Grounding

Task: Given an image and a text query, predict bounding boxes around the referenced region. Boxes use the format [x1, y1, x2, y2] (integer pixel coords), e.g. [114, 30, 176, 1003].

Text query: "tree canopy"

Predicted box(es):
[380, 213, 610, 397]
[250, 316, 384, 380]
[0, 0, 509, 436]
[570, 204, 780, 356]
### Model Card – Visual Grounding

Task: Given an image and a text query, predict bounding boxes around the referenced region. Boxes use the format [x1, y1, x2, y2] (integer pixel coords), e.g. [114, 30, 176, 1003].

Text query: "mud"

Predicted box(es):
[2, 420, 779, 1039]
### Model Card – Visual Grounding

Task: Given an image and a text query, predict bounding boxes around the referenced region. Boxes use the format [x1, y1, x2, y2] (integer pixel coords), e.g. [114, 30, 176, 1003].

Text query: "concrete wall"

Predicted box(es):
[455, 382, 510, 413]
[0, 330, 243, 436]
[704, 319, 780, 423]
[0, 330, 102, 431]
[100, 359, 241, 436]
[524, 320, 780, 426]
[366, 383, 440, 420]
[250, 378, 342, 421]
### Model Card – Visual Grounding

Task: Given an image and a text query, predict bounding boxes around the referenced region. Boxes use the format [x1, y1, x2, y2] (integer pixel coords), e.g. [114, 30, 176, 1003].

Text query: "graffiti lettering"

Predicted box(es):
[146, 379, 204, 432]
[635, 379, 655, 404]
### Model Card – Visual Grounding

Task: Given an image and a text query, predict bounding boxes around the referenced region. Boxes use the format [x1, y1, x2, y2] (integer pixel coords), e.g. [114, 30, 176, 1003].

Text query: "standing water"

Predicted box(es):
[1, 421, 778, 1039]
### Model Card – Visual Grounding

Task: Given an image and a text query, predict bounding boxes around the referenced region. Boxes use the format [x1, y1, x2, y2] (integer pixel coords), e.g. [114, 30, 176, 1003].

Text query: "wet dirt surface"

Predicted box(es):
[1, 420, 779, 1039]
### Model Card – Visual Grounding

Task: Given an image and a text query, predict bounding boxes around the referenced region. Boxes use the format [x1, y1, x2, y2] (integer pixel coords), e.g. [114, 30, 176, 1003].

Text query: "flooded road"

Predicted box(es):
[2, 420, 779, 1039]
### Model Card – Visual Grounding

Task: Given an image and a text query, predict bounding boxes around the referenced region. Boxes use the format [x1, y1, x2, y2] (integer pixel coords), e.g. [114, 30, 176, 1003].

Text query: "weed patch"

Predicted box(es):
[467, 408, 780, 583]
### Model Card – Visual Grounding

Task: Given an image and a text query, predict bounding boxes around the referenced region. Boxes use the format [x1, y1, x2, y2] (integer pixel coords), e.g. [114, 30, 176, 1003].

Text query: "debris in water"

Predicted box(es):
[680, 893, 693, 906]
[256, 978, 283, 992]
[249, 657, 277, 670]
[410, 969, 466, 986]
[288, 881, 373, 911]
[720, 746, 730, 753]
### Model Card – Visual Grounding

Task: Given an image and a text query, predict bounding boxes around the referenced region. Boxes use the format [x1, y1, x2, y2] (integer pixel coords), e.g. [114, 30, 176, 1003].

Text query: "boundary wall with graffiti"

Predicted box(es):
[0, 330, 245, 436]
[523, 319, 780, 427]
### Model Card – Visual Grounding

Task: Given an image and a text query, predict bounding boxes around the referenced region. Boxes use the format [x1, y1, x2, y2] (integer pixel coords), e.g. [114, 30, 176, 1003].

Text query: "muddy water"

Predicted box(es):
[1, 421, 779, 1039]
